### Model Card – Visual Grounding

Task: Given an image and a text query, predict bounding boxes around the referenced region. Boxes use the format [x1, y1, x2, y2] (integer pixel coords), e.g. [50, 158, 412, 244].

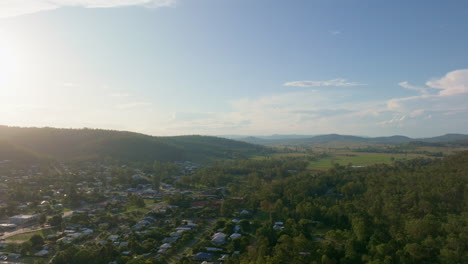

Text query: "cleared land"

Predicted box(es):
[5, 227, 59, 242]
[307, 152, 421, 169]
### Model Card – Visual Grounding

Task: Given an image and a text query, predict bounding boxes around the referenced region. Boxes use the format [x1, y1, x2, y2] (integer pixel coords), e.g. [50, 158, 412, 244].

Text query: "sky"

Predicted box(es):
[0, 0, 467, 137]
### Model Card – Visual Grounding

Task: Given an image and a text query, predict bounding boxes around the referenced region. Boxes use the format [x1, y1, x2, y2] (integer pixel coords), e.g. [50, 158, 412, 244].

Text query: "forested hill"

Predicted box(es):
[0, 140, 39, 161]
[238, 133, 468, 146]
[0, 126, 267, 162]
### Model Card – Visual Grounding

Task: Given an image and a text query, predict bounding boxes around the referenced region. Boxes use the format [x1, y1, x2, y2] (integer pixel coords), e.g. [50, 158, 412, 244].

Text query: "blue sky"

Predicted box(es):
[0, 0, 467, 137]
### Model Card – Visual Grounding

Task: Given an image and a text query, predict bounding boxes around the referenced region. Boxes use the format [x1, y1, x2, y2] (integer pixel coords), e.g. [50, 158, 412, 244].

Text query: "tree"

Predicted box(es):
[20, 241, 33, 255]
[153, 174, 161, 191]
[220, 200, 237, 217]
[240, 219, 251, 233]
[29, 234, 44, 248]
[128, 194, 145, 208]
[39, 214, 47, 226]
[48, 214, 63, 227]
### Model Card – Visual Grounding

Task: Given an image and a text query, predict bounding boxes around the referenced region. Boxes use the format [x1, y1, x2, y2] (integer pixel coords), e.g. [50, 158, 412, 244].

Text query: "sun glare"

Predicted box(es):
[0, 30, 21, 85]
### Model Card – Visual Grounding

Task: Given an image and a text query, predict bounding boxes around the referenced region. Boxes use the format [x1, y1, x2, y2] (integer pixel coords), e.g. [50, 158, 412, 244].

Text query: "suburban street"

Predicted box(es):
[167, 218, 216, 264]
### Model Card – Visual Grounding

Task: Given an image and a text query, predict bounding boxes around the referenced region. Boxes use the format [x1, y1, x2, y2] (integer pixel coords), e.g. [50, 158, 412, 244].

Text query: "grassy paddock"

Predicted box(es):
[21, 256, 52, 264]
[253, 144, 463, 169]
[254, 151, 429, 169]
[307, 152, 427, 169]
[6, 227, 59, 242]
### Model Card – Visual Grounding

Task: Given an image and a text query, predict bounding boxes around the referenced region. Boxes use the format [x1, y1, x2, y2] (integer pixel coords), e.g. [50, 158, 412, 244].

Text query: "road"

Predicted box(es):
[0, 208, 74, 242]
[167, 219, 216, 264]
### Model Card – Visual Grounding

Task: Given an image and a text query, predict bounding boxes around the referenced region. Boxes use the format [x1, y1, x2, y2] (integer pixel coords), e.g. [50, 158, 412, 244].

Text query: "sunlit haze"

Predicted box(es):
[1, 0, 467, 137]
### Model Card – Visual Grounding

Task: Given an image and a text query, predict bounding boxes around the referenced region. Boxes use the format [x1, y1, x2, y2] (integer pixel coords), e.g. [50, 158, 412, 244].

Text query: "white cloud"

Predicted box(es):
[0, 0, 176, 18]
[284, 78, 366, 87]
[426, 69, 468, 96]
[198, 70, 468, 135]
[329, 30, 341, 35]
[398, 81, 428, 94]
[378, 115, 407, 127]
[409, 109, 425, 118]
[220, 89, 387, 135]
[389, 69, 468, 114]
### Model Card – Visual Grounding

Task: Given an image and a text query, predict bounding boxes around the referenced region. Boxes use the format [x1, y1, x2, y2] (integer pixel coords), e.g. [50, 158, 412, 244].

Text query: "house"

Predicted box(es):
[230, 233, 242, 239]
[273, 222, 284, 230]
[35, 249, 49, 257]
[0, 223, 16, 231]
[57, 237, 73, 243]
[81, 228, 94, 234]
[160, 243, 172, 250]
[108, 235, 119, 242]
[170, 231, 182, 237]
[193, 252, 214, 261]
[131, 174, 142, 180]
[162, 237, 179, 243]
[158, 243, 172, 254]
[211, 232, 226, 246]
[9, 214, 40, 225]
[119, 241, 129, 247]
[240, 209, 250, 216]
[175, 227, 191, 231]
[205, 247, 223, 252]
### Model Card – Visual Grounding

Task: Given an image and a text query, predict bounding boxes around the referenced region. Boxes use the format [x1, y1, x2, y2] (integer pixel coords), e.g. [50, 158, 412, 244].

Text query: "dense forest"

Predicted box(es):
[179, 152, 467, 264]
[0, 126, 268, 162]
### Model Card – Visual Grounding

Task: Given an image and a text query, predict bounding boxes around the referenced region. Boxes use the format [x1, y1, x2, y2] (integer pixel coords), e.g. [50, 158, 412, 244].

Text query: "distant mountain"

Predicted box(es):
[296, 134, 367, 144]
[237, 136, 272, 145]
[222, 134, 315, 141]
[234, 133, 468, 146]
[419, 133, 468, 143]
[0, 126, 268, 162]
[368, 135, 413, 144]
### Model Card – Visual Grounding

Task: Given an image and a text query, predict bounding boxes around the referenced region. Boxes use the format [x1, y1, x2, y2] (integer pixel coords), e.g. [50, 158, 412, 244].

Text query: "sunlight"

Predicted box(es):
[0, 29, 21, 88]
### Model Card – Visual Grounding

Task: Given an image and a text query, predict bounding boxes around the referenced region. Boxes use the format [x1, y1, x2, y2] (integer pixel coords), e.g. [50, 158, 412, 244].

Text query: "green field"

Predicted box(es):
[6, 227, 60, 242]
[21, 256, 52, 264]
[307, 153, 422, 169]
[254, 151, 429, 169]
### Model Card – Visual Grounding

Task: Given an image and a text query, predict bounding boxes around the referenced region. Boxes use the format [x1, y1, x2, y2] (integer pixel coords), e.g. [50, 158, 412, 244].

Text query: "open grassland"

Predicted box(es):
[254, 144, 466, 169]
[6, 227, 59, 242]
[254, 151, 430, 169]
[416, 146, 468, 154]
[307, 152, 423, 169]
[21, 256, 52, 264]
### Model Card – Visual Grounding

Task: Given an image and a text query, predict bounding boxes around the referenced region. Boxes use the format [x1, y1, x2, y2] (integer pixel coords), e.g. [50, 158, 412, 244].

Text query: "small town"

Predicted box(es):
[0, 159, 260, 264]
[1, 1, 467, 263]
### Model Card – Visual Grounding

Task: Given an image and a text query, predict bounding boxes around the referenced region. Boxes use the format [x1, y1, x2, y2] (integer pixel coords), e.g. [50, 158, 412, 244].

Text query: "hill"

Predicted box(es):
[236, 133, 468, 146]
[0, 126, 267, 163]
[419, 133, 468, 143]
[0, 140, 39, 162]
